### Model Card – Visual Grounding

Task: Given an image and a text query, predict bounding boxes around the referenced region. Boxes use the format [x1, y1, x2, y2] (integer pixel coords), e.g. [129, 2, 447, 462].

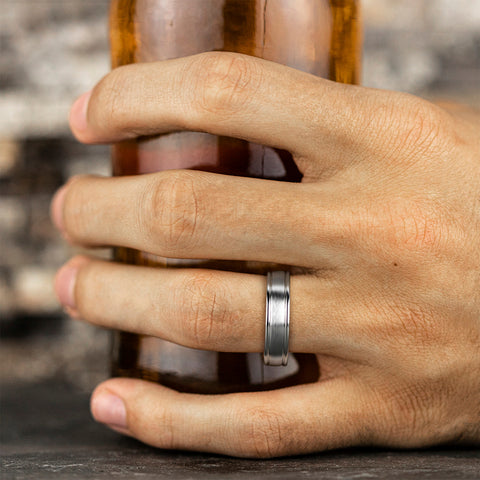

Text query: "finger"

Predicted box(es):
[69, 51, 407, 172]
[90, 376, 372, 457]
[70, 52, 342, 159]
[52, 171, 352, 269]
[56, 256, 381, 362]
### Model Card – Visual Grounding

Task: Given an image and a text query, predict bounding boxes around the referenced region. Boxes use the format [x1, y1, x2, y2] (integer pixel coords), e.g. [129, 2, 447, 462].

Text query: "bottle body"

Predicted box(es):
[110, 0, 361, 394]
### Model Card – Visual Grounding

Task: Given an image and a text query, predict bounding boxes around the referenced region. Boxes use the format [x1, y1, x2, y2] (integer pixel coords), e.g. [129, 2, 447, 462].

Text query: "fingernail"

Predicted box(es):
[51, 184, 68, 232]
[69, 90, 92, 133]
[91, 392, 127, 429]
[54, 262, 79, 311]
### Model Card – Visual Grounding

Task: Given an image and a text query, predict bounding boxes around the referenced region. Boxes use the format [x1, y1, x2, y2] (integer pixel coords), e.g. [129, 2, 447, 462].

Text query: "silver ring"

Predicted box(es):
[264, 271, 290, 366]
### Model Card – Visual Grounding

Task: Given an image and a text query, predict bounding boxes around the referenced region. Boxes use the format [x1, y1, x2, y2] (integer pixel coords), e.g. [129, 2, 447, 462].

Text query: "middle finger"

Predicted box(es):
[52, 170, 351, 269]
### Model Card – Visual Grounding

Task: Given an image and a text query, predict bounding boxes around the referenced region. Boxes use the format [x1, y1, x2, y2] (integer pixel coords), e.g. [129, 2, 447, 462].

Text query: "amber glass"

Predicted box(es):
[109, 0, 362, 394]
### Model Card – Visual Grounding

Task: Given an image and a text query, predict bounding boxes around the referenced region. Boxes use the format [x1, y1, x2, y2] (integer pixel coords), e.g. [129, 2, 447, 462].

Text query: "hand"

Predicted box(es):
[51, 52, 480, 457]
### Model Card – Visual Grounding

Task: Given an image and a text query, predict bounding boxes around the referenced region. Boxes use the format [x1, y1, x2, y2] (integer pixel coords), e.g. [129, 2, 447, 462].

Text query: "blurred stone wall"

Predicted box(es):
[1, 0, 112, 388]
[1, 0, 479, 390]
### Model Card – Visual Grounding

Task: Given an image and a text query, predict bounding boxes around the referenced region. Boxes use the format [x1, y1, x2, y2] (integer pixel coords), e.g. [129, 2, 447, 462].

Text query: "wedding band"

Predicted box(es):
[264, 271, 290, 366]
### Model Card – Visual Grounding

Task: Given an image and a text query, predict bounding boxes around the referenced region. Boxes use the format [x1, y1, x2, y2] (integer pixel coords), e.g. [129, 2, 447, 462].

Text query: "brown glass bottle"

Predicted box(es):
[110, 0, 362, 394]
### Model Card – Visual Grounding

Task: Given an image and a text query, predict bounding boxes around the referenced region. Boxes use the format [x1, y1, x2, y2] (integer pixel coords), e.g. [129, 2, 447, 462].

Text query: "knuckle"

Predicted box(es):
[375, 354, 480, 446]
[351, 197, 448, 260]
[90, 65, 137, 135]
[143, 170, 201, 254]
[392, 200, 442, 253]
[386, 302, 440, 349]
[360, 94, 454, 167]
[188, 52, 262, 119]
[393, 382, 440, 445]
[178, 271, 228, 349]
[392, 96, 454, 159]
[369, 198, 447, 257]
[241, 407, 286, 458]
[372, 382, 432, 446]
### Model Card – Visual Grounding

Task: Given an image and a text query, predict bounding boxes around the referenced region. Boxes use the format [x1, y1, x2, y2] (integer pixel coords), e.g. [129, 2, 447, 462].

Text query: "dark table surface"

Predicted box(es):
[1, 380, 479, 479]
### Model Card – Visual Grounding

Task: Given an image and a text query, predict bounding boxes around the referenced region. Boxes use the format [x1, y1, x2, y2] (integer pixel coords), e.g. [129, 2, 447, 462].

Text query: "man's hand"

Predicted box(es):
[51, 52, 480, 457]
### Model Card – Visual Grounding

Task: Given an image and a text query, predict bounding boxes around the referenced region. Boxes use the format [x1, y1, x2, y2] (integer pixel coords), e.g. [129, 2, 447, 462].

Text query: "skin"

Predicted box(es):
[51, 52, 480, 457]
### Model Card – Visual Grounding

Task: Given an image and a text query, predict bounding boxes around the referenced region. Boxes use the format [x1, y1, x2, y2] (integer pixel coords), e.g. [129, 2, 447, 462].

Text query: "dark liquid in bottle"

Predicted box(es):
[110, 0, 361, 393]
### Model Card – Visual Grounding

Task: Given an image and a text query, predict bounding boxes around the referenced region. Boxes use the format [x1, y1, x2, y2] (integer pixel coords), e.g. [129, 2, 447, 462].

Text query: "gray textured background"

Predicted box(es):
[1, 0, 480, 391]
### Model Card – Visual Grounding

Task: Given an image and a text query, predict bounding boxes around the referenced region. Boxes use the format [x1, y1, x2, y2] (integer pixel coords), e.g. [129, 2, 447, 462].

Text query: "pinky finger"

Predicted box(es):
[91, 376, 372, 458]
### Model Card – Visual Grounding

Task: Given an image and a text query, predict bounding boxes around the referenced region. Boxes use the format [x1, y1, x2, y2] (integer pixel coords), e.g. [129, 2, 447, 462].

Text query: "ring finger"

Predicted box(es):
[56, 256, 378, 362]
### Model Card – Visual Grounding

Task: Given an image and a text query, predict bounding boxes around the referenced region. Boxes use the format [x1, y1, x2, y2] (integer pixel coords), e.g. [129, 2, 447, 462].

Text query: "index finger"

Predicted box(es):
[70, 52, 382, 169]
